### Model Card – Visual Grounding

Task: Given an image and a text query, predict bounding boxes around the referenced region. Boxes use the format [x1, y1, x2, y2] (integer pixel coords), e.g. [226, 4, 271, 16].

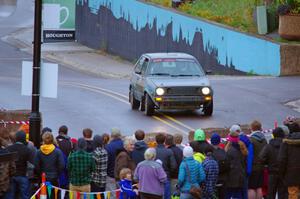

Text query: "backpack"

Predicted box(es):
[211, 148, 230, 174]
[56, 137, 73, 157]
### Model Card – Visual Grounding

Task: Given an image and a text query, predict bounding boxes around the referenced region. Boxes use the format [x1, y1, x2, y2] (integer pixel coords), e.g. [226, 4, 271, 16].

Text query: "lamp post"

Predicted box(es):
[29, 0, 42, 148]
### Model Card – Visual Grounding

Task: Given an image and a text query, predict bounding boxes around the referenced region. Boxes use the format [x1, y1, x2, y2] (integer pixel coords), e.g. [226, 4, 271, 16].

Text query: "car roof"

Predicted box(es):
[143, 52, 196, 60]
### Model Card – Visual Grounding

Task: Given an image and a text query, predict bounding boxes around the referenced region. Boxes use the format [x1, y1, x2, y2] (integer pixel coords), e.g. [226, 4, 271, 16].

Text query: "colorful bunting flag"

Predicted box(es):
[96, 193, 101, 199]
[76, 191, 81, 199]
[54, 188, 58, 199]
[116, 190, 120, 199]
[69, 191, 73, 199]
[61, 190, 66, 199]
[47, 185, 52, 198]
[107, 191, 111, 199]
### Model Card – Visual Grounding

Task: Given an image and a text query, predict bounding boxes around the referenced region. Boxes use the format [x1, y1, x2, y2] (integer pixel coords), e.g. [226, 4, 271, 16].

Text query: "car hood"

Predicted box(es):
[147, 76, 210, 87]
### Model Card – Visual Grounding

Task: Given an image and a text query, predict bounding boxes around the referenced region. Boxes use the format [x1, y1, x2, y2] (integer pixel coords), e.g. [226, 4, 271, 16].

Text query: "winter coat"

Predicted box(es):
[114, 150, 136, 181]
[278, 132, 300, 186]
[259, 138, 283, 174]
[155, 144, 177, 179]
[7, 142, 32, 176]
[178, 157, 206, 193]
[211, 147, 229, 182]
[239, 134, 254, 176]
[168, 144, 183, 179]
[34, 144, 65, 180]
[132, 141, 147, 165]
[250, 131, 267, 172]
[118, 179, 137, 199]
[225, 142, 247, 188]
[134, 160, 167, 196]
[105, 138, 124, 178]
[0, 147, 16, 197]
[56, 134, 73, 157]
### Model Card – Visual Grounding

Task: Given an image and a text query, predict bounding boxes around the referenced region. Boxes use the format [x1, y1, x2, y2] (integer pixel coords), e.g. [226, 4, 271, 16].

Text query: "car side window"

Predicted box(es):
[134, 57, 145, 74]
[141, 58, 149, 75]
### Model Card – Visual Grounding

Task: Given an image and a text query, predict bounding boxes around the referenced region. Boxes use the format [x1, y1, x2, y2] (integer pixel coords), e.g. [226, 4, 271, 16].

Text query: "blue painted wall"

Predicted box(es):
[76, 0, 281, 76]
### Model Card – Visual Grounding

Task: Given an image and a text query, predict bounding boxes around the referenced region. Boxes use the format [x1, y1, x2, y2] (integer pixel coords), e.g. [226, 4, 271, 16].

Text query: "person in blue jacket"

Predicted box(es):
[239, 132, 254, 199]
[118, 168, 138, 199]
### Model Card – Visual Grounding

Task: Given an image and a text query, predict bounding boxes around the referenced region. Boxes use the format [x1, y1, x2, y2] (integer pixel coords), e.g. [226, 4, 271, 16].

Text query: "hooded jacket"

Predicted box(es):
[132, 141, 148, 165]
[155, 144, 177, 179]
[105, 138, 124, 178]
[250, 131, 267, 172]
[259, 138, 283, 174]
[278, 132, 300, 186]
[34, 144, 65, 180]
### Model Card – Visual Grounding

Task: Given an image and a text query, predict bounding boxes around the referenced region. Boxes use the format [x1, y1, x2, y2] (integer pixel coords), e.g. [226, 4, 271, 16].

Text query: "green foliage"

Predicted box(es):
[177, 0, 257, 32]
[279, 0, 300, 14]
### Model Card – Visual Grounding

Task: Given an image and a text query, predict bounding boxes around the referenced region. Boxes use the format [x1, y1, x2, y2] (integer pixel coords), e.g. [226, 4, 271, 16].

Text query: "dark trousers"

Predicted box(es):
[267, 174, 288, 199]
[4, 176, 30, 199]
[91, 182, 105, 192]
[225, 188, 243, 199]
[140, 192, 162, 199]
[216, 184, 226, 199]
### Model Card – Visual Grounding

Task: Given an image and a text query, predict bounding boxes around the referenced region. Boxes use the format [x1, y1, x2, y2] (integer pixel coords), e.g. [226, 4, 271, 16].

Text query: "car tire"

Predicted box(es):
[203, 100, 213, 116]
[129, 88, 140, 110]
[144, 93, 155, 116]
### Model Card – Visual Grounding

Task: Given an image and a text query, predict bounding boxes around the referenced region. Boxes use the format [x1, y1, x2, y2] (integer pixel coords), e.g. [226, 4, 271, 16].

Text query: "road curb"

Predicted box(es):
[1, 28, 131, 79]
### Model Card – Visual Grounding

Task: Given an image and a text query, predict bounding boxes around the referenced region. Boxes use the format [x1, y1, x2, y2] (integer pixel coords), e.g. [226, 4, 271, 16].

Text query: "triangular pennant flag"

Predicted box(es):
[103, 192, 107, 199]
[96, 193, 101, 199]
[107, 191, 111, 199]
[116, 190, 120, 199]
[47, 184, 52, 198]
[61, 190, 66, 199]
[54, 188, 58, 199]
[69, 191, 73, 199]
[83, 193, 87, 199]
[30, 196, 36, 199]
[76, 191, 81, 199]
[90, 194, 94, 199]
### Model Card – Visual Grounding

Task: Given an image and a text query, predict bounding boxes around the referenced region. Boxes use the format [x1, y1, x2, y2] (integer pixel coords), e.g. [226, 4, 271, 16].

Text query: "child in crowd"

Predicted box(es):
[118, 168, 138, 199]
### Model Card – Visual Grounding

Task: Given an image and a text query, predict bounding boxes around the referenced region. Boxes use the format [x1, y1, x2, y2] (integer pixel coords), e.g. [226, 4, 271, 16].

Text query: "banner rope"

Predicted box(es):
[30, 183, 45, 199]
[50, 184, 121, 195]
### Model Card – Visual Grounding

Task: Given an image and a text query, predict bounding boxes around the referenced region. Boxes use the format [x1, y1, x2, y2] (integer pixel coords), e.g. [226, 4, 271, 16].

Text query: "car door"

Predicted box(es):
[135, 57, 149, 100]
[131, 56, 144, 101]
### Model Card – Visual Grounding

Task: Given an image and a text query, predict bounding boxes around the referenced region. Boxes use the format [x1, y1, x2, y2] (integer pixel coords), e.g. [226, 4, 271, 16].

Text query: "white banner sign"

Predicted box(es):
[22, 61, 58, 98]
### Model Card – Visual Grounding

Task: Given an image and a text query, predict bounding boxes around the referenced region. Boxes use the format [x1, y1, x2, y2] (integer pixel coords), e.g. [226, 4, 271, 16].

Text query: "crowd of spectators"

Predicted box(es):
[0, 117, 300, 199]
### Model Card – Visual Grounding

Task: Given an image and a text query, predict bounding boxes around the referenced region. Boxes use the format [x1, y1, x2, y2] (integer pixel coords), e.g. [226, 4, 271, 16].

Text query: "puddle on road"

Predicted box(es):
[285, 99, 300, 113]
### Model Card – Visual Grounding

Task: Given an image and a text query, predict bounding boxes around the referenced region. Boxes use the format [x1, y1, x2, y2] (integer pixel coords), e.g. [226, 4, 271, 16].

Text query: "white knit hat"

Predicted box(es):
[183, 146, 194, 157]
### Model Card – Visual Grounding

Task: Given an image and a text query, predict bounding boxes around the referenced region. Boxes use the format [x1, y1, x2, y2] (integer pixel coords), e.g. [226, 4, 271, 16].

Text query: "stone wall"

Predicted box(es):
[280, 44, 300, 76]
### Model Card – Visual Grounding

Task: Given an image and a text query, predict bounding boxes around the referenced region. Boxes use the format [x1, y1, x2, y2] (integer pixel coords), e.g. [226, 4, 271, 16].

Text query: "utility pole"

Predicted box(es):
[29, 0, 42, 148]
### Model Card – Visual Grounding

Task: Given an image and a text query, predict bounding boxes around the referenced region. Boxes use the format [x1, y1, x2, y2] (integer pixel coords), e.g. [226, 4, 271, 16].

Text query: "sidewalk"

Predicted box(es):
[2, 27, 275, 80]
[1, 27, 133, 79]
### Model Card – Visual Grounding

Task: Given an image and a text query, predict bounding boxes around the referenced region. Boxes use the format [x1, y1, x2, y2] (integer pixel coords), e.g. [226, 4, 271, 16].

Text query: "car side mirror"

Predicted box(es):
[205, 70, 212, 75]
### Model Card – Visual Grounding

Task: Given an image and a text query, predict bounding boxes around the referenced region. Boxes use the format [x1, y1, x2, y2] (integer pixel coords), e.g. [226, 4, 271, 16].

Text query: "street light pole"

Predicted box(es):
[29, 0, 42, 148]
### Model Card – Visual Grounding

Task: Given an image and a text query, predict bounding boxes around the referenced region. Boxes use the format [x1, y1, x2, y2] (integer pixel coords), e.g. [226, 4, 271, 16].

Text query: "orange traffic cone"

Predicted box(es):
[40, 173, 47, 199]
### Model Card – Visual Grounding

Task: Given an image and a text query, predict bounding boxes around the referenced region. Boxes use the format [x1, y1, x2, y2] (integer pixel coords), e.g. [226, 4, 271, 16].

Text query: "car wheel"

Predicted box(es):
[129, 88, 140, 110]
[203, 99, 213, 116]
[144, 93, 155, 116]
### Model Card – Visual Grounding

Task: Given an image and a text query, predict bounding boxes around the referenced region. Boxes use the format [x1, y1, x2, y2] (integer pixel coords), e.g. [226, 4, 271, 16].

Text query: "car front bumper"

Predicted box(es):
[153, 95, 212, 110]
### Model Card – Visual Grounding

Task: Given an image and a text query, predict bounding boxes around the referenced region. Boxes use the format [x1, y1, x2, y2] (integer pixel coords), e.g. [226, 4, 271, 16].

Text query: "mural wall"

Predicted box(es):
[76, 0, 281, 76]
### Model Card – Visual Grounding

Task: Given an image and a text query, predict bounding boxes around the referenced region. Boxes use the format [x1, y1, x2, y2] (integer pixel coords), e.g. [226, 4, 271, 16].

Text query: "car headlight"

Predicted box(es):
[202, 87, 210, 95]
[156, 88, 165, 96]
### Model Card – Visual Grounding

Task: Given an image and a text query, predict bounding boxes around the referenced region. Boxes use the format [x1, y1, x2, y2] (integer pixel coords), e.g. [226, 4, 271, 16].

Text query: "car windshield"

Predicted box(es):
[147, 58, 205, 76]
